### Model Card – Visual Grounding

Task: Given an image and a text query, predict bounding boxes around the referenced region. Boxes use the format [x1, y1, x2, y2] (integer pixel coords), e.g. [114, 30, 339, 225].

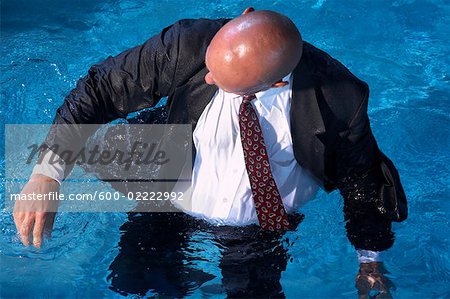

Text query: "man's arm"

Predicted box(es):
[335, 84, 407, 251]
[43, 22, 181, 162]
[334, 84, 407, 295]
[14, 21, 182, 246]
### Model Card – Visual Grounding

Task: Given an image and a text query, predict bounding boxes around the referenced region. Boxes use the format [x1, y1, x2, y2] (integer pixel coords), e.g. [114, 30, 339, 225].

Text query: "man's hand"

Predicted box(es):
[356, 262, 395, 299]
[13, 174, 60, 247]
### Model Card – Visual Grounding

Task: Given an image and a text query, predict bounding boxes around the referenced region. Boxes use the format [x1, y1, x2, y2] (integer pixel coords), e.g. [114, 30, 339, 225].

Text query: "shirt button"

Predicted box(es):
[222, 198, 228, 202]
[233, 168, 238, 173]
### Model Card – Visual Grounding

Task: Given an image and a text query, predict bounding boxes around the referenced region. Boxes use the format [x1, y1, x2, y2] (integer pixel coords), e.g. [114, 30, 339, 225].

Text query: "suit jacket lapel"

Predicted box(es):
[168, 67, 217, 128]
[291, 55, 327, 185]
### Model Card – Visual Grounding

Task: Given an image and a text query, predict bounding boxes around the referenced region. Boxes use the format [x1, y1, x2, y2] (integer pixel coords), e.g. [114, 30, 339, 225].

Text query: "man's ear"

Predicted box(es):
[242, 7, 255, 15]
[205, 72, 215, 85]
[271, 80, 289, 89]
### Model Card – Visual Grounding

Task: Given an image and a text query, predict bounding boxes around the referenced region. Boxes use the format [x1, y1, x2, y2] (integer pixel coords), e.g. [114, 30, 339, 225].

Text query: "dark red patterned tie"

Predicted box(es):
[239, 94, 290, 231]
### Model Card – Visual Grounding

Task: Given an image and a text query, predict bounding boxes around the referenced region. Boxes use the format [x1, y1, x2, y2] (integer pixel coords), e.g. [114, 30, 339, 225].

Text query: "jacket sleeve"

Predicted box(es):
[335, 84, 408, 251]
[43, 22, 181, 162]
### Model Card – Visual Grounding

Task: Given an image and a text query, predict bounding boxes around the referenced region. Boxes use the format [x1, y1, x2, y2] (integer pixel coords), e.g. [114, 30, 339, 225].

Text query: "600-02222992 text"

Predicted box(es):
[10, 191, 185, 201]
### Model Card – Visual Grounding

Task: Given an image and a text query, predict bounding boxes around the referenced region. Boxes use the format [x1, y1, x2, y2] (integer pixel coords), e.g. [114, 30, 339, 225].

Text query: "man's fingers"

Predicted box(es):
[13, 211, 25, 231]
[371, 274, 392, 293]
[356, 276, 371, 299]
[357, 274, 394, 299]
[19, 215, 35, 246]
[43, 212, 56, 239]
[13, 175, 60, 247]
[32, 213, 46, 248]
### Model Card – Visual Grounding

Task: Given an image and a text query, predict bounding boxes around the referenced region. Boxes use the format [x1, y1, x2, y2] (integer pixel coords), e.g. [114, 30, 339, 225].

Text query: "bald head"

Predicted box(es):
[205, 9, 302, 95]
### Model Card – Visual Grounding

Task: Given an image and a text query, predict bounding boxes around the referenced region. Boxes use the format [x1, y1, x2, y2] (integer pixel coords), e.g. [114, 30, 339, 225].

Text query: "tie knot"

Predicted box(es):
[242, 94, 256, 103]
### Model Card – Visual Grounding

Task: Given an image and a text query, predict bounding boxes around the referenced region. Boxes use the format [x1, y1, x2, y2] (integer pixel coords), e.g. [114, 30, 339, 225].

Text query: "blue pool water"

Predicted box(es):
[1, 0, 449, 298]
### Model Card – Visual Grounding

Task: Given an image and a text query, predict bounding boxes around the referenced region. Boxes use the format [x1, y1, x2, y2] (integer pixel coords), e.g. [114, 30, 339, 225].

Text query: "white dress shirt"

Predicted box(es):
[32, 73, 381, 262]
[171, 73, 319, 225]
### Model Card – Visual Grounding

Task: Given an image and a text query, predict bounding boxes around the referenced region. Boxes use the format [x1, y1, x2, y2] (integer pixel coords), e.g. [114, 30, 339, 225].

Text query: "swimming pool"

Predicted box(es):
[1, 0, 449, 298]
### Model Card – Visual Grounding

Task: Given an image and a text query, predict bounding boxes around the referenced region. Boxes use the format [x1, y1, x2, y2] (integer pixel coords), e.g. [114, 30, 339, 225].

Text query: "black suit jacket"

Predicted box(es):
[45, 18, 407, 251]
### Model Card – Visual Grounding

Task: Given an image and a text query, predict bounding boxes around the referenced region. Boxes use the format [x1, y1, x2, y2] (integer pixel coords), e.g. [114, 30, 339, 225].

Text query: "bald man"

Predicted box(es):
[15, 8, 406, 298]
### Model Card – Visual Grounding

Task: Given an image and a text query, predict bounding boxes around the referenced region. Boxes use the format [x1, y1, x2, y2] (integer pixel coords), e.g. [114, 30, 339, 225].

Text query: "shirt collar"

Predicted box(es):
[222, 72, 293, 109]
